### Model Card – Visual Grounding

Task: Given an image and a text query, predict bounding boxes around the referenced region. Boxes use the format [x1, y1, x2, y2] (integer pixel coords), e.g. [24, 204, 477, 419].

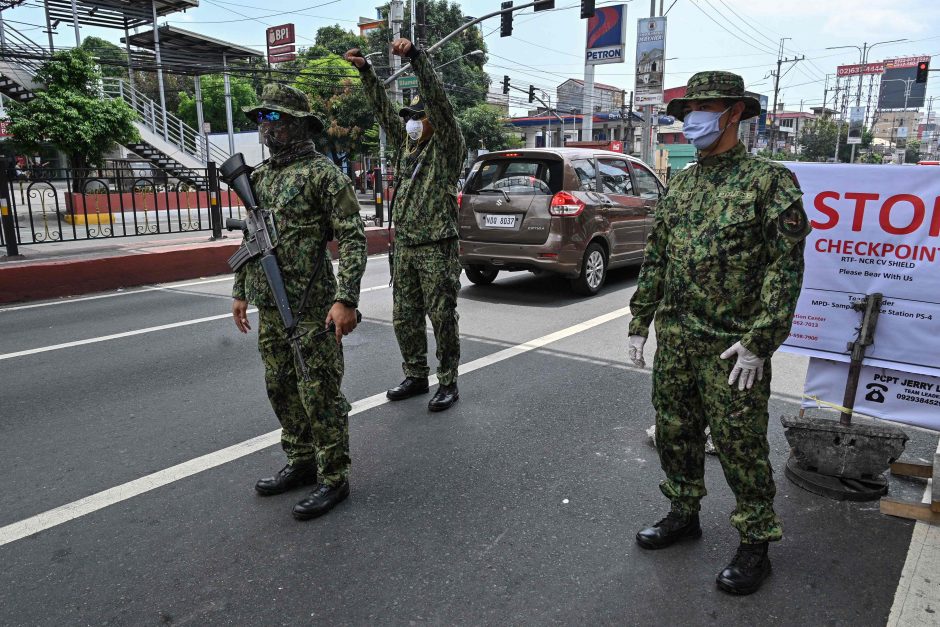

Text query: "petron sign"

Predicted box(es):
[585, 4, 627, 66]
[266, 24, 296, 64]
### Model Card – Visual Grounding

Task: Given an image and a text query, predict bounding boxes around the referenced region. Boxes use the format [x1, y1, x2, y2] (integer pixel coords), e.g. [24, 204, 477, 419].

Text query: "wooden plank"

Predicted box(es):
[890, 461, 933, 479]
[881, 497, 940, 524]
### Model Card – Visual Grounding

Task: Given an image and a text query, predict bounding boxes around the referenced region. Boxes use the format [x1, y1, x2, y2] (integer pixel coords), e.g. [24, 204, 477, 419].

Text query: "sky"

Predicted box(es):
[5, 0, 940, 116]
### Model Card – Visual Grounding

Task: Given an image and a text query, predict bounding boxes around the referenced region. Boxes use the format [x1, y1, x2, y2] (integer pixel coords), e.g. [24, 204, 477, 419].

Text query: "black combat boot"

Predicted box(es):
[636, 512, 702, 549]
[428, 383, 459, 412]
[254, 462, 318, 496]
[716, 542, 771, 595]
[386, 377, 430, 400]
[292, 480, 350, 520]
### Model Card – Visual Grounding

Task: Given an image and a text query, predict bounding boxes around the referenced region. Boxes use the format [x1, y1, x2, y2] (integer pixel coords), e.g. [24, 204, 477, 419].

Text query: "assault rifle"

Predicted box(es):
[221, 153, 360, 380]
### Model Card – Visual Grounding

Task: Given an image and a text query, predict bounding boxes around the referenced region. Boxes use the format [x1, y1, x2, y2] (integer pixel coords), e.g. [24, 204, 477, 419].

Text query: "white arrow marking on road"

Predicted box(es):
[0, 306, 631, 547]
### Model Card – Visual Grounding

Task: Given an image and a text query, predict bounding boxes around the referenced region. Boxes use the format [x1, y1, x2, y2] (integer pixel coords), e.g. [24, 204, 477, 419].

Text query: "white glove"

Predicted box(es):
[628, 335, 647, 368]
[720, 341, 764, 390]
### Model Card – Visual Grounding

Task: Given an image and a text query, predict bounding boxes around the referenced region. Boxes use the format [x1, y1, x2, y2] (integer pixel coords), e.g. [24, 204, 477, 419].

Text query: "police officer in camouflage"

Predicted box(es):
[231, 84, 367, 520]
[627, 72, 810, 595]
[346, 37, 465, 412]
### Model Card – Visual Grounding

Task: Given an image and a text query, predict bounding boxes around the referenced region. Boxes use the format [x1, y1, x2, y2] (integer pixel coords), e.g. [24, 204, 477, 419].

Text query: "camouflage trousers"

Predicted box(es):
[652, 336, 783, 543]
[393, 238, 461, 386]
[258, 307, 351, 486]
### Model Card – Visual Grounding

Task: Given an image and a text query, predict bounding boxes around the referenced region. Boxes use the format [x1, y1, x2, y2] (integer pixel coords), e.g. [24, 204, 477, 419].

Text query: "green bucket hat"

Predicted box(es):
[243, 83, 325, 133]
[666, 71, 762, 122]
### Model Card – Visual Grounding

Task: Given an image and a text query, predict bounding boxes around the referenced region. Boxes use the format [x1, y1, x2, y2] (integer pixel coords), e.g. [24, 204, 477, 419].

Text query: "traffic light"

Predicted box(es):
[581, 0, 595, 19]
[500, 1, 513, 38]
[528, 85, 535, 103]
[917, 60, 930, 84]
[534, 0, 555, 10]
[502, 75, 511, 95]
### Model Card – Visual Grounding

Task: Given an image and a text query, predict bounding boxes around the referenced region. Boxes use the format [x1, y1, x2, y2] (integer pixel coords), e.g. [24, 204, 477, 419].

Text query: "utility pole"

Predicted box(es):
[640, 0, 658, 166]
[769, 37, 804, 152]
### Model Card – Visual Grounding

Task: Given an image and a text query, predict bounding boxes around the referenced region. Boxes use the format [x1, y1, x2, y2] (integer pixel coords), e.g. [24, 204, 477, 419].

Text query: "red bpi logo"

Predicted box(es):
[267, 24, 295, 48]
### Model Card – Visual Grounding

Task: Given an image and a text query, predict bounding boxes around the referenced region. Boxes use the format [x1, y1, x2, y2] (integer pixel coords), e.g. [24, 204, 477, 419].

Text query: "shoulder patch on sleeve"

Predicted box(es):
[777, 204, 811, 240]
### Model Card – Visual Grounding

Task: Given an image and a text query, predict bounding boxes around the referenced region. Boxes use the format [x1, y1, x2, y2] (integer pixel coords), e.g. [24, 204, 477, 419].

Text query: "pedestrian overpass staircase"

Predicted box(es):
[0, 21, 229, 189]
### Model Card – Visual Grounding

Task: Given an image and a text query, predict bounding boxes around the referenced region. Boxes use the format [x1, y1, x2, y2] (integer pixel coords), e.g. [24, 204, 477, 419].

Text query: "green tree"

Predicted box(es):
[6, 49, 138, 184]
[177, 74, 259, 134]
[294, 53, 374, 166]
[905, 139, 922, 163]
[798, 118, 874, 162]
[311, 24, 368, 57]
[79, 36, 128, 80]
[367, 1, 489, 112]
[458, 103, 515, 152]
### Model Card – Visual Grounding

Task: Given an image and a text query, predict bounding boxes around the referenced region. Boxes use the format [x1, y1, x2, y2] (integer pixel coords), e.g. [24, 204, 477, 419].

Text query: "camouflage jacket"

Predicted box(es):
[359, 48, 466, 246]
[232, 148, 367, 313]
[628, 142, 810, 357]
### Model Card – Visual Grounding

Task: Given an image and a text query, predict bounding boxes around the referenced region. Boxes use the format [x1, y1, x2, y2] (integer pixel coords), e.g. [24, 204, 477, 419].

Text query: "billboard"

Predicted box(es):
[635, 16, 667, 106]
[847, 106, 865, 144]
[878, 56, 930, 110]
[266, 24, 296, 64]
[837, 62, 885, 77]
[585, 5, 627, 65]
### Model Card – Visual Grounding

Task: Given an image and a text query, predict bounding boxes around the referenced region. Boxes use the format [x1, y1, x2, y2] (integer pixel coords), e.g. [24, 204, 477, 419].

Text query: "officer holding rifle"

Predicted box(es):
[231, 84, 366, 521]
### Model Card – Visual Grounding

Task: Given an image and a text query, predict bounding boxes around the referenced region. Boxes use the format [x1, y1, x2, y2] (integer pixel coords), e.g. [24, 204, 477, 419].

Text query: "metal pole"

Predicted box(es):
[0, 161, 17, 257]
[151, 1, 169, 141]
[70, 0, 81, 47]
[582, 15, 595, 140]
[0, 10, 7, 50]
[124, 20, 137, 110]
[389, 1, 403, 105]
[410, 0, 416, 41]
[195, 75, 207, 161]
[208, 161, 222, 240]
[43, 1, 55, 52]
[223, 53, 235, 156]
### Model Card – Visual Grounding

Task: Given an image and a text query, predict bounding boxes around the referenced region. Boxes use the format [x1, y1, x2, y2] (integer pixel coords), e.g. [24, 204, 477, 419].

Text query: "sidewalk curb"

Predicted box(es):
[0, 227, 393, 305]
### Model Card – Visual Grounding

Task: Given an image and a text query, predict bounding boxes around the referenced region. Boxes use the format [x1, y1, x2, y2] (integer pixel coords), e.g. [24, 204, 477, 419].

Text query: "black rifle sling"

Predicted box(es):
[288, 226, 332, 338]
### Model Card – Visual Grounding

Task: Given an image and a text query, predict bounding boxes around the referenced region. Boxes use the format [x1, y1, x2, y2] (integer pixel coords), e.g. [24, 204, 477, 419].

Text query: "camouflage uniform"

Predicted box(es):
[629, 74, 810, 543]
[359, 47, 466, 386]
[234, 86, 367, 486]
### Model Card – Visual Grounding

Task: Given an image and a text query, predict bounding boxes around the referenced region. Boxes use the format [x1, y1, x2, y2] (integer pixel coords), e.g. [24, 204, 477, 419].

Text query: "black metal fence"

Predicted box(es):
[0, 160, 244, 255]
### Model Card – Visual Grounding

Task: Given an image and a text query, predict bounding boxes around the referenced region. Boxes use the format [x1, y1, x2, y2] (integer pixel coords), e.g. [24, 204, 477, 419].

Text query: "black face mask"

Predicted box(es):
[259, 116, 307, 153]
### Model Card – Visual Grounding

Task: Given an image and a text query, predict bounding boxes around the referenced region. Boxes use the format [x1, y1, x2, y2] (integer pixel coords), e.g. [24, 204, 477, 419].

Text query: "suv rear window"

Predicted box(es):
[465, 158, 563, 195]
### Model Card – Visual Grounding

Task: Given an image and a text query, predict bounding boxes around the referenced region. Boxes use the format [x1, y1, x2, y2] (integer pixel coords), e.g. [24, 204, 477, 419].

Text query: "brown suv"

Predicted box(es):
[458, 148, 665, 295]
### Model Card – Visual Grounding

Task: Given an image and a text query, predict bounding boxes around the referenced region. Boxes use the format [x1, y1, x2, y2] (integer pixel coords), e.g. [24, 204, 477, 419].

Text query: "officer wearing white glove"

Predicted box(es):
[628, 335, 647, 368]
[719, 341, 764, 391]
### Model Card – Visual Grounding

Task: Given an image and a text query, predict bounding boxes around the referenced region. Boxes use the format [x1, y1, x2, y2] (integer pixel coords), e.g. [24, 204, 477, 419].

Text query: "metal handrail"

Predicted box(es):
[101, 77, 230, 166]
[0, 21, 48, 81]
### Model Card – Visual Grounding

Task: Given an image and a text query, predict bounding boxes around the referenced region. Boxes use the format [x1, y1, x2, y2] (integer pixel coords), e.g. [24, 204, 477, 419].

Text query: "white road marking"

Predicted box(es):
[0, 253, 391, 313]
[0, 284, 392, 361]
[0, 306, 632, 547]
[886, 437, 940, 627]
[0, 276, 235, 312]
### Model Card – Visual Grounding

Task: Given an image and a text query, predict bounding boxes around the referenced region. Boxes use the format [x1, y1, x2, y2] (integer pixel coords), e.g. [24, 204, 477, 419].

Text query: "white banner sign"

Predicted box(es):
[847, 106, 865, 144]
[634, 17, 666, 105]
[802, 358, 940, 431]
[780, 163, 940, 377]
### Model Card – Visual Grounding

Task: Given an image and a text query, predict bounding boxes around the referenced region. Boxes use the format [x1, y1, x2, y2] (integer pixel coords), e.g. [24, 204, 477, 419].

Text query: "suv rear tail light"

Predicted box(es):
[549, 191, 585, 216]
[457, 191, 463, 208]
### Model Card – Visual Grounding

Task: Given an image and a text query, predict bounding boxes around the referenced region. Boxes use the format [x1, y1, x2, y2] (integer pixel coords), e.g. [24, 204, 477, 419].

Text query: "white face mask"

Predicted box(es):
[405, 118, 424, 142]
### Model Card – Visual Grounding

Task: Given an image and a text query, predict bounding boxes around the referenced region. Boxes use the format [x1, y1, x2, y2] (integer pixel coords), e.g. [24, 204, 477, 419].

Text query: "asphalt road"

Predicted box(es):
[1, 257, 937, 626]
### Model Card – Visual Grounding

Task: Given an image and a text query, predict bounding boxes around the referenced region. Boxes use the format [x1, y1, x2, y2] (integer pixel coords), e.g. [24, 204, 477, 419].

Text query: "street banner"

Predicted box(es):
[802, 358, 940, 431]
[585, 5, 627, 66]
[634, 16, 666, 105]
[847, 106, 864, 144]
[779, 163, 940, 377]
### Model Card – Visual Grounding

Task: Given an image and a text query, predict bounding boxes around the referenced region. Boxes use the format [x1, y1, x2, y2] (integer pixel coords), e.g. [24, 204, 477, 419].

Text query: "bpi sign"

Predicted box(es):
[266, 24, 296, 64]
[585, 4, 626, 66]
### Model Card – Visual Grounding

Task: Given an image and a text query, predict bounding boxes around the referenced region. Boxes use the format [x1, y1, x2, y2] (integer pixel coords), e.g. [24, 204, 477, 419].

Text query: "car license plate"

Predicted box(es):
[484, 214, 516, 228]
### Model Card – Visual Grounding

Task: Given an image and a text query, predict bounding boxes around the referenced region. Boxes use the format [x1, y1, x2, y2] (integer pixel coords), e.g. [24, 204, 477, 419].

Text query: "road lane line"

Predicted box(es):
[0, 284, 392, 360]
[0, 277, 235, 312]
[0, 305, 631, 547]
[886, 437, 940, 627]
[0, 254, 392, 313]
